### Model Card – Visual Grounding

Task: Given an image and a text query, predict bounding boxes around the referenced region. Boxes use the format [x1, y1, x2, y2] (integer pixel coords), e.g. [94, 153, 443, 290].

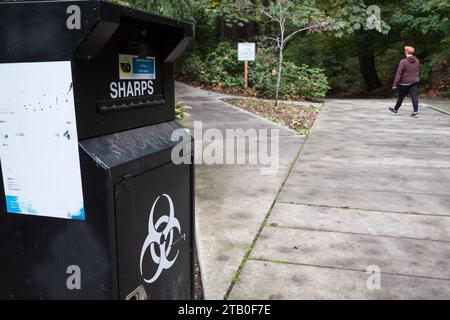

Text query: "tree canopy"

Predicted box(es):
[119, 0, 450, 98]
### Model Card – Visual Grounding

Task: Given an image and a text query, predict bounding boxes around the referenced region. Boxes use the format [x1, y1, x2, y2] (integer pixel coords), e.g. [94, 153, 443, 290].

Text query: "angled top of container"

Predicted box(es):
[0, 0, 195, 138]
[0, 0, 195, 63]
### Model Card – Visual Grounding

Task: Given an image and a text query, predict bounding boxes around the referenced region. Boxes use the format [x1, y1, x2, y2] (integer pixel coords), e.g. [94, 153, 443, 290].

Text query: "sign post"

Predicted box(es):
[238, 43, 256, 91]
[244, 60, 249, 90]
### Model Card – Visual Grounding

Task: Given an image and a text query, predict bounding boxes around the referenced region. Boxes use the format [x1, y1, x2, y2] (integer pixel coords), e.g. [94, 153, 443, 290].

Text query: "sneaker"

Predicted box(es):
[411, 112, 419, 118]
[389, 107, 398, 114]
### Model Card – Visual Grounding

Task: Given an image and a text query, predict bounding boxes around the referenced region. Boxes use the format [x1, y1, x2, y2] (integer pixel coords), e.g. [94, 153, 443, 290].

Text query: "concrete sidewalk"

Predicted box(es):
[229, 99, 450, 299]
[175, 82, 307, 299]
[422, 99, 450, 115]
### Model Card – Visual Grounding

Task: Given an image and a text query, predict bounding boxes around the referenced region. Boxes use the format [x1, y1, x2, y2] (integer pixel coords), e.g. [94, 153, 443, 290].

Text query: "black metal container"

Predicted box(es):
[0, 0, 195, 300]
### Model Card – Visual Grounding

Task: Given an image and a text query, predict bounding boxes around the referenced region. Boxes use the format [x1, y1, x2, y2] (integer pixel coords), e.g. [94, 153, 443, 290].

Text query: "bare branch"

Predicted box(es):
[260, 35, 279, 43]
[260, 35, 282, 49]
[283, 26, 310, 45]
[262, 6, 280, 24]
[282, 20, 335, 46]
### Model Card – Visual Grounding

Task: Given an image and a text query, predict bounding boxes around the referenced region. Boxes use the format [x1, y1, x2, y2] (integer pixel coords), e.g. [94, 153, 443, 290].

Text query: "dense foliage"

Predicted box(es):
[178, 42, 329, 100]
[120, 0, 450, 98]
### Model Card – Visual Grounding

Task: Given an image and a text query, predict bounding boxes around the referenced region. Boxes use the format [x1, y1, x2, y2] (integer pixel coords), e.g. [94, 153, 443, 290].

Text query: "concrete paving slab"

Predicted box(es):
[196, 239, 249, 300]
[177, 84, 295, 138]
[176, 82, 306, 299]
[268, 203, 450, 241]
[196, 135, 304, 172]
[229, 98, 450, 299]
[194, 162, 291, 300]
[193, 135, 305, 170]
[250, 227, 450, 280]
[184, 119, 295, 137]
[279, 185, 450, 216]
[423, 99, 450, 114]
[178, 81, 450, 300]
[300, 144, 450, 163]
[289, 161, 450, 195]
[300, 133, 450, 149]
[229, 260, 450, 300]
[297, 153, 450, 168]
[196, 168, 287, 203]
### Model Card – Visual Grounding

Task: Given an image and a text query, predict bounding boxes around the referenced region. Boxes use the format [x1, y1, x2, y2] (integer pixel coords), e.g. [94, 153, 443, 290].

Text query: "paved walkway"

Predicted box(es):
[176, 83, 450, 299]
[422, 99, 450, 114]
[175, 82, 305, 299]
[229, 99, 450, 299]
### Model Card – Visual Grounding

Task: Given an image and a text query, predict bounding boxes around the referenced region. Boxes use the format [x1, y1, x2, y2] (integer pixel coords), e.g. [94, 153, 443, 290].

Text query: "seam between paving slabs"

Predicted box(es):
[222, 115, 318, 300]
[277, 201, 450, 218]
[428, 106, 450, 116]
[246, 258, 450, 282]
[264, 225, 450, 243]
[281, 183, 450, 197]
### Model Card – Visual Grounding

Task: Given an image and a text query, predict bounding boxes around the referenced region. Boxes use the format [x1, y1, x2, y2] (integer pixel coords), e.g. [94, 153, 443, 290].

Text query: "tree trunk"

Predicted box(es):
[275, 48, 283, 106]
[358, 47, 382, 91]
[354, 28, 383, 92]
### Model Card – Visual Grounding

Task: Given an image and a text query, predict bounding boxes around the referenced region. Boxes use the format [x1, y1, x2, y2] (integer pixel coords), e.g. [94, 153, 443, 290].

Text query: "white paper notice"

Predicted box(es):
[0, 61, 85, 220]
[238, 43, 256, 62]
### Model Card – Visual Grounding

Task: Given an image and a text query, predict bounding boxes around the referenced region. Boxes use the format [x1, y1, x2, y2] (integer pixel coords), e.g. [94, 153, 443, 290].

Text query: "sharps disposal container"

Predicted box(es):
[0, 0, 195, 299]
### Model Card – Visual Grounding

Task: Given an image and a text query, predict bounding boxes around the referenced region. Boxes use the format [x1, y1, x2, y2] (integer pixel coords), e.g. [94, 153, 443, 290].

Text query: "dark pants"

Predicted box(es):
[395, 83, 419, 113]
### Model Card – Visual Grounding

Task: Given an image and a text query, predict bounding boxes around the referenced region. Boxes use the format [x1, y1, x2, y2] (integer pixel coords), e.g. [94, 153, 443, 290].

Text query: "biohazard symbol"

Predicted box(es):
[140, 194, 181, 284]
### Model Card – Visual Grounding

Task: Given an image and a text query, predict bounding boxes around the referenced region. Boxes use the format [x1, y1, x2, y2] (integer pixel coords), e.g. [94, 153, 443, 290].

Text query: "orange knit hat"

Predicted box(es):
[404, 46, 415, 54]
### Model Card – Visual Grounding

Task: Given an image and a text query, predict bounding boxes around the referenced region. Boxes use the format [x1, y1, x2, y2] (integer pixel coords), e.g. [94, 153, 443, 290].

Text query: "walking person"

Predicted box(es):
[389, 46, 421, 118]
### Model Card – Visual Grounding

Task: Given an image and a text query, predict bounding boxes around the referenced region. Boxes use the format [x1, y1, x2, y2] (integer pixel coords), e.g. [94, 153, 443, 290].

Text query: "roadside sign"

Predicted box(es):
[238, 43, 256, 90]
[238, 43, 256, 62]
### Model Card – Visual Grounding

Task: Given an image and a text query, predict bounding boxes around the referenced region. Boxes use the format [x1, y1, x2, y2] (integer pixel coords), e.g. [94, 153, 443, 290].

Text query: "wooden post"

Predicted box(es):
[244, 60, 248, 90]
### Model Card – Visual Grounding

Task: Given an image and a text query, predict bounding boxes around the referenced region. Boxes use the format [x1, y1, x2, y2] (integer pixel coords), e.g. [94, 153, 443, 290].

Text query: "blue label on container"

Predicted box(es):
[133, 57, 155, 75]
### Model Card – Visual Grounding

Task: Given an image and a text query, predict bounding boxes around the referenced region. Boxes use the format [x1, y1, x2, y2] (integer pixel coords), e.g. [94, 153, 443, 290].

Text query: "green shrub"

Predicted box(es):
[248, 46, 278, 96]
[376, 47, 403, 85]
[249, 47, 329, 101]
[177, 42, 242, 88]
[178, 54, 208, 82]
[424, 43, 450, 82]
[327, 55, 364, 95]
[281, 63, 330, 100]
[175, 101, 185, 120]
[177, 41, 329, 100]
[205, 42, 242, 88]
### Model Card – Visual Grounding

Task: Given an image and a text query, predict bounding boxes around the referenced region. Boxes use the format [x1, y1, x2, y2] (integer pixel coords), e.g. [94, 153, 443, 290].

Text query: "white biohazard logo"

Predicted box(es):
[140, 194, 181, 284]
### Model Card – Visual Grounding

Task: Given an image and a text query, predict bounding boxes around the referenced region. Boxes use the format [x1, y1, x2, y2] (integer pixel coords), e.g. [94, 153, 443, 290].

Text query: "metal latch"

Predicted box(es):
[125, 285, 148, 300]
[122, 174, 134, 188]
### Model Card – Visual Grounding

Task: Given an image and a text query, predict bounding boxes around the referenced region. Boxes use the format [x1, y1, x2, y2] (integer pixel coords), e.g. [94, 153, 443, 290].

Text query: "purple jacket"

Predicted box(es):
[393, 56, 420, 87]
